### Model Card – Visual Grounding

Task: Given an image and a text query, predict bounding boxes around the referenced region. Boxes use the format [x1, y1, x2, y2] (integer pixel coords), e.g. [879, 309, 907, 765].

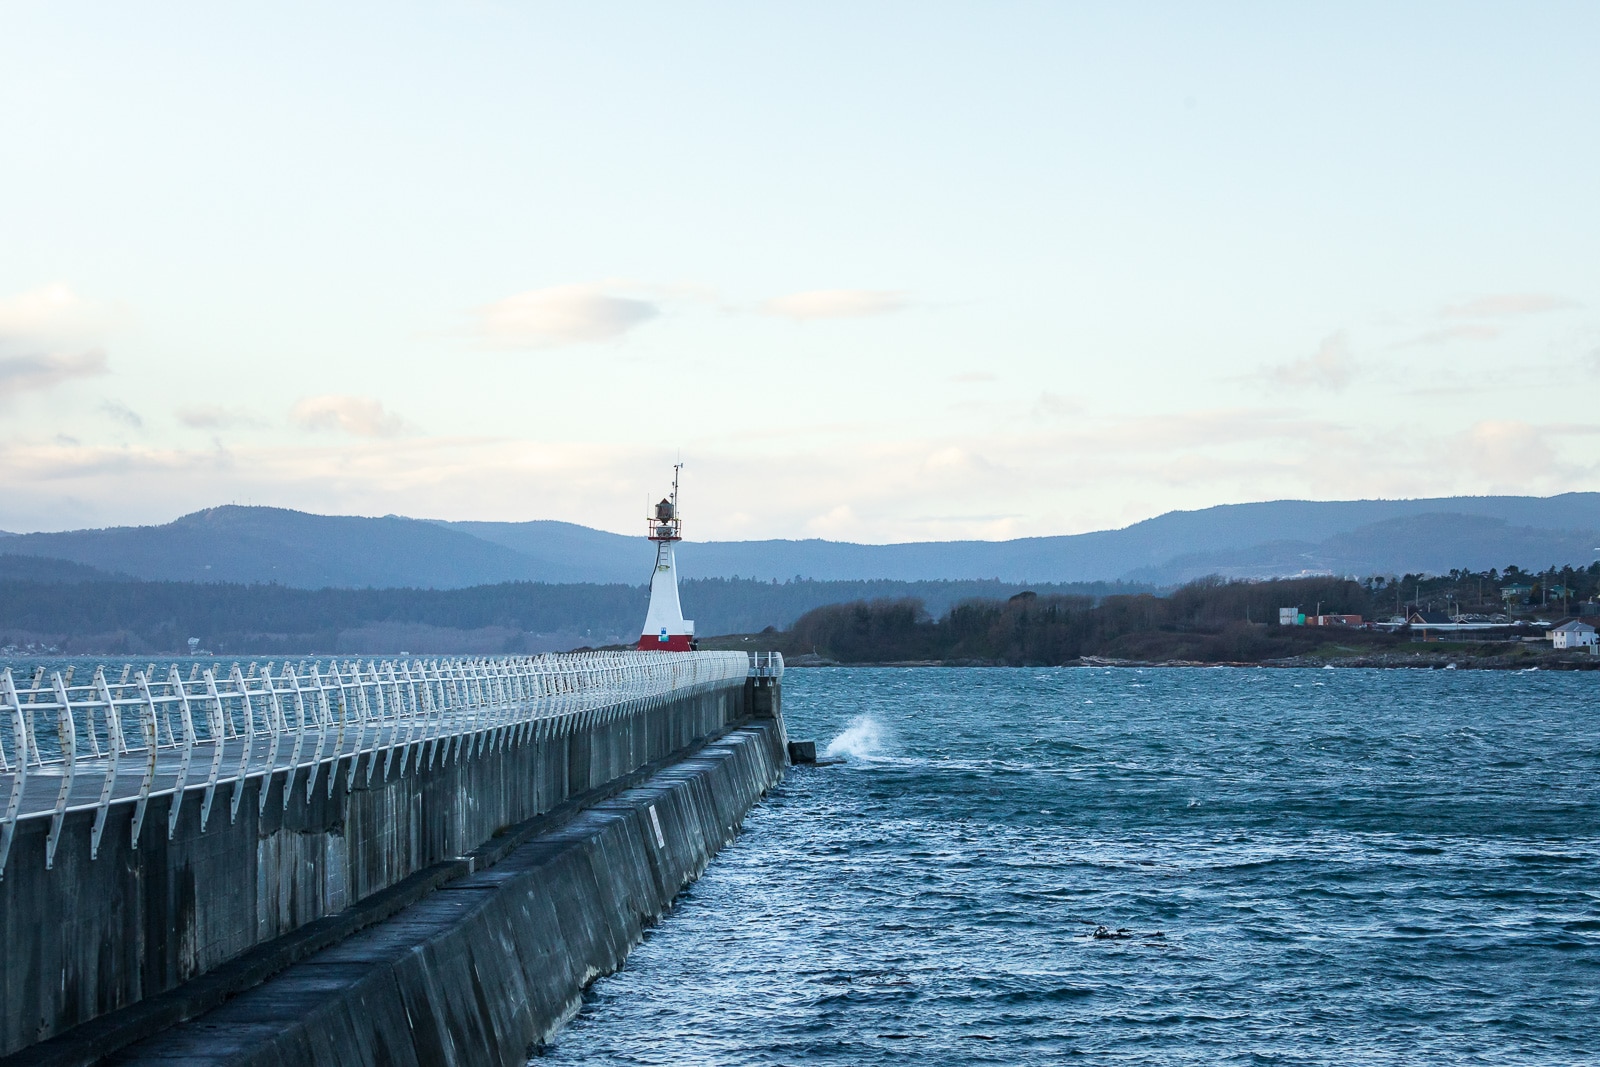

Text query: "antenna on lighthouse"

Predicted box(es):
[649, 463, 683, 543]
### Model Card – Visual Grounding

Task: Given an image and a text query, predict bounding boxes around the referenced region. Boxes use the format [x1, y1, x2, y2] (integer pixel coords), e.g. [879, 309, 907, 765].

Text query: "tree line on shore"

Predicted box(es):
[751, 565, 1600, 665]
[767, 576, 1374, 664]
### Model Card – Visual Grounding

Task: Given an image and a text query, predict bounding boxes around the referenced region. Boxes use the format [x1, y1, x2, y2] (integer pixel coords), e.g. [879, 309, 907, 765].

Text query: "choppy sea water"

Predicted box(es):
[536, 667, 1600, 1065]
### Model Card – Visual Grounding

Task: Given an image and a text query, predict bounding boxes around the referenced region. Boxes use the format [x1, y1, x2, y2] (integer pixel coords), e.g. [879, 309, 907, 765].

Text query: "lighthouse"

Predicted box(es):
[638, 465, 696, 651]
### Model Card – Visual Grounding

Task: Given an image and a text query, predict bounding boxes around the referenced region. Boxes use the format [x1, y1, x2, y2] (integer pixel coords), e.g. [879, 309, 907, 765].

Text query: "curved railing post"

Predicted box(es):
[423, 662, 444, 770]
[398, 661, 422, 777]
[344, 662, 369, 793]
[349, 663, 368, 785]
[380, 662, 402, 781]
[449, 661, 469, 765]
[90, 667, 123, 858]
[259, 664, 286, 815]
[303, 665, 331, 801]
[0, 669, 25, 878]
[199, 669, 228, 831]
[229, 664, 255, 823]
[46, 671, 77, 869]
[167, 665, 197, 838]
[320, 663, 347, 798]
[282, 666, 308, 810]
[131, 671, 159, 847]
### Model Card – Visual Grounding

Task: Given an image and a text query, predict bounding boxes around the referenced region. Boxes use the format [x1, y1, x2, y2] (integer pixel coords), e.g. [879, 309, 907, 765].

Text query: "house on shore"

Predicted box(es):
[1547, 619, 1598, 650]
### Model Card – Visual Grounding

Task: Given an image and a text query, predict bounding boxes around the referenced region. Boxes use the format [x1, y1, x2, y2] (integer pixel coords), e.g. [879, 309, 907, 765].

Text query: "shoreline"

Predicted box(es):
[776, 652, 1600, 670]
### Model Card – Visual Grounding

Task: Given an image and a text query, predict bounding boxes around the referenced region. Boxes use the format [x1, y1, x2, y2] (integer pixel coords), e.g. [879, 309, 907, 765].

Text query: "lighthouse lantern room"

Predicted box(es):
[638, 465, 696, 651]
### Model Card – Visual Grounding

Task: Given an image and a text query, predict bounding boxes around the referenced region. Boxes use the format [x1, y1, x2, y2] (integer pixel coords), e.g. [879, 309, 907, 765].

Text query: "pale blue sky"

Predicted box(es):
[2, 2, 1596, 540]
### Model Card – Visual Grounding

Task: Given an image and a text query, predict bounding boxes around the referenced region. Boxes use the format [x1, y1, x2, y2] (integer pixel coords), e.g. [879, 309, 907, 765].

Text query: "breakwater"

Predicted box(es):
[110, 720, 786, 1065]
[0, 652, 784, 1063]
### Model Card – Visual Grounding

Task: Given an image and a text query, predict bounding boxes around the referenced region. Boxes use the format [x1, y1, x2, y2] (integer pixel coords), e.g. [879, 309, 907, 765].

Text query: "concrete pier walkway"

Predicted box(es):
[0, 653, 781, 1061]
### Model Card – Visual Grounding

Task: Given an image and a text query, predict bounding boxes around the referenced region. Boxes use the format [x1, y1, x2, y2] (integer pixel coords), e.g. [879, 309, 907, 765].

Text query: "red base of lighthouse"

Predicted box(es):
[638, 634, 694, 651]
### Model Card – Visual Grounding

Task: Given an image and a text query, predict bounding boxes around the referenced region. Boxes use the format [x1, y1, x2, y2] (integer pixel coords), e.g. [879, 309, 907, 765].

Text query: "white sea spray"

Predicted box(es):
[824, 714, 890, 759]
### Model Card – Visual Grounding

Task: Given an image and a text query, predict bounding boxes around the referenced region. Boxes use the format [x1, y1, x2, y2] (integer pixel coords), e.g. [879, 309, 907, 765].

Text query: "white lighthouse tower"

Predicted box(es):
[638, 465, 696, 651]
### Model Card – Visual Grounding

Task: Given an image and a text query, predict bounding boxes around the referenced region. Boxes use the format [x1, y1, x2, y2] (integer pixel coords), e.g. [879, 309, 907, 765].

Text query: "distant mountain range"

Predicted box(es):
[3, 494, 1600, 589]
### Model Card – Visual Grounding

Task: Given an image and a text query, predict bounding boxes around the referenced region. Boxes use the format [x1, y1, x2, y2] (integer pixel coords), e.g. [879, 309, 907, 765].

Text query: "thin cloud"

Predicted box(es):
[762, 289, 907, 320]
[1460, 419, 1559, 485]
[1070, 406, 1312, 452]
[0, 284, 117, 401]
[100, 400, 143, 429]
[0, 349, 108, 400]
[920, 445, 1000, 479]
[951, 371, 997, 383]
[1442, 293, 1581, 318]
[177, 404, 268, 430]
[0, 283, 117, 340]
[1267, 332, 1355, 390]
[1031, 391, 1082, 419]
[1398, 323, 1502, 348]
[290, 395, 417, 438]
[805, 503, 861, 537]
[474, 283, 659, 348]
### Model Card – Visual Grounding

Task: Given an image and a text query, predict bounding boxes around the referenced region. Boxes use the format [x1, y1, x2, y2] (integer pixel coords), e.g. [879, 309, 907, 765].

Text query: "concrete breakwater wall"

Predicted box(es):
[108, 720, 787, 1066]
[0, 660, 755, 1058]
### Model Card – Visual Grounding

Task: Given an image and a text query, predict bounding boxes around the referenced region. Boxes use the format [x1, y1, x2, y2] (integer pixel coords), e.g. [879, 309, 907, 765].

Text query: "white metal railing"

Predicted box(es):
[0, 650, 762, 877]
[748, 651, 784, 680]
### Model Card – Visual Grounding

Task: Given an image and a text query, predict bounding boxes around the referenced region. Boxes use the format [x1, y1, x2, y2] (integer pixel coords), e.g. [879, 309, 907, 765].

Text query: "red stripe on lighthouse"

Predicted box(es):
[636, 634, 694, 652]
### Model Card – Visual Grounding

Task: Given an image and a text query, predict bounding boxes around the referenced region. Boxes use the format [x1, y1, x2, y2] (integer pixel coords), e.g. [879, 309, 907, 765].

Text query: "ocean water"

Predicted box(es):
[536, 667, 1600, 1065]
